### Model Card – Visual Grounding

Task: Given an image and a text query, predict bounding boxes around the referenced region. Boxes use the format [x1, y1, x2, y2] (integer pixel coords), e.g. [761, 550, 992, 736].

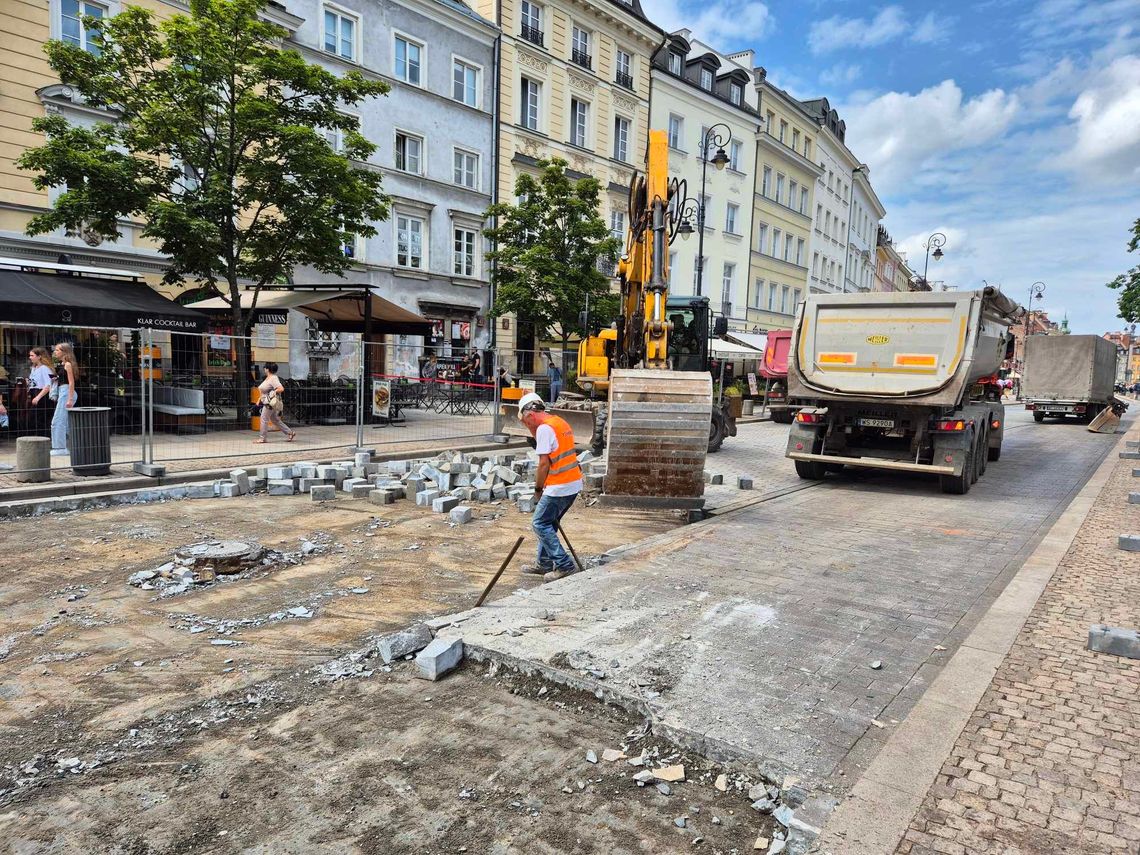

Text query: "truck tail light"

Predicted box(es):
[1075, 405, 1086, 413]
[991, 420, 1000, 429]
[796, 411, 823, 424]
[1025, 403, 1036, 411]
[935, 419, 967, 431]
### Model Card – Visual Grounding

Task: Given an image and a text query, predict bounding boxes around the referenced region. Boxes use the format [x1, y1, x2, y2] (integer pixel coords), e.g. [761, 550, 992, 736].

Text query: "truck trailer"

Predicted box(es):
[1022, 335, 1118, 423]
[785, 287, 1019, 495]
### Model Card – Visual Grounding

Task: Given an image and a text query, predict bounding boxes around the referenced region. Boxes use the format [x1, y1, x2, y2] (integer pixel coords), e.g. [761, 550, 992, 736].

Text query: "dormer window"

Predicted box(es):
[700, 68, 713, 90]
[730, 83, 742, 105]
[669, 51, 682, 75]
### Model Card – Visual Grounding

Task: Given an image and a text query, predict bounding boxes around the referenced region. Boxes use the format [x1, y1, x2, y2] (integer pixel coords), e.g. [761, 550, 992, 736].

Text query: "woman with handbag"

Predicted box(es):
[25, 347, 53, 438]
[50, 342, 79, 456]
[254, 362, 296, 443]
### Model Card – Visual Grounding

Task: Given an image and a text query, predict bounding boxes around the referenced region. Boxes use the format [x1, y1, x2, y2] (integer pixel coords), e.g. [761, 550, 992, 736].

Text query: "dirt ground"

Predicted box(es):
[0, 491, 783, 852]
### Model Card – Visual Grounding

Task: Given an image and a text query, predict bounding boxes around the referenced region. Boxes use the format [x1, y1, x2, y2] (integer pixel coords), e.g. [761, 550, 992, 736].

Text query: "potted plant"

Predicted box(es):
[724, 379, 745, 419]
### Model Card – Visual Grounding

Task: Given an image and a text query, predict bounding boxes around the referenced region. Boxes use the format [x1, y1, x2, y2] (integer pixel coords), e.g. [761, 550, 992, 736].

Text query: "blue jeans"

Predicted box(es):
[532, 491, 577, 571]
[549, 380, 562, 402]
[51, 385, 73, 451]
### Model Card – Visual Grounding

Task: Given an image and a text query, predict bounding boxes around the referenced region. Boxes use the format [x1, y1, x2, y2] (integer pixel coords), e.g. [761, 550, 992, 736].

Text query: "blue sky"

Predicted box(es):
[641, 0, 1140, 334]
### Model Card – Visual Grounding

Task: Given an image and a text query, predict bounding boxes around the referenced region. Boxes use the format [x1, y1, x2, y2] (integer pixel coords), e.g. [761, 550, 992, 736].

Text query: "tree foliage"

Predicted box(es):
[17, 0, 390, 340]
[1107, 218, 1140, 322]
[484, 159, 621, 346]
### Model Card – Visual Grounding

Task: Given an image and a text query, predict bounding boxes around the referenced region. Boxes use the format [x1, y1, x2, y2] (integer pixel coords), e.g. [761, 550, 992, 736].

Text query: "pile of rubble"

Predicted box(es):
[184, 448, 602, 521]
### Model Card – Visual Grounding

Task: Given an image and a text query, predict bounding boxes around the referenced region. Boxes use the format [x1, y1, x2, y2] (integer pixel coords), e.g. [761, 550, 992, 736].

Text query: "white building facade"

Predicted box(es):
[849, 168, 886, 292]
[649, 31, 760, 329]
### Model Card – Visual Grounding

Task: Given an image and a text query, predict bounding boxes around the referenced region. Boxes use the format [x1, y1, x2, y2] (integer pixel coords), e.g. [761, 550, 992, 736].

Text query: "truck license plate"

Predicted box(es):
[858, 418, 894, 428]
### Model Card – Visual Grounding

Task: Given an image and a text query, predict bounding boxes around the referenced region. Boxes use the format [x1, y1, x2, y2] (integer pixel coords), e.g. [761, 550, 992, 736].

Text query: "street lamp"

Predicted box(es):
[921, 232, 946, 288]
[1025, 281, 1045, 337]
[687, 123, 734, 298]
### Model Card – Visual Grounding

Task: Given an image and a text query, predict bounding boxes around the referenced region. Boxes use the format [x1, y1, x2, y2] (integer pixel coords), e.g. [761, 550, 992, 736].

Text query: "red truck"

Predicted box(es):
[759, 329, 800, 424]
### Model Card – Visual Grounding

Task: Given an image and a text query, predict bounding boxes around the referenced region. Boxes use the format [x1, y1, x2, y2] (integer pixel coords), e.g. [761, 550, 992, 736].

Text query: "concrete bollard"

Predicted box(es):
[1088, 625, 1140, 659]
[1122, 451, 1140, 460]
[15, 436, 51, 483]
[1118, 534, 1140, 552]
[738, 477, 754, 490]
[1130, 493, 1140, 504]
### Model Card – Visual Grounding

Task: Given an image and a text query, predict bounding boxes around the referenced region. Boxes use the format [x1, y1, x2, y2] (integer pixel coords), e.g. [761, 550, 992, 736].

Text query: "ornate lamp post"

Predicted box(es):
[676, 123, 732, 298]
[921, 232, 946, 289]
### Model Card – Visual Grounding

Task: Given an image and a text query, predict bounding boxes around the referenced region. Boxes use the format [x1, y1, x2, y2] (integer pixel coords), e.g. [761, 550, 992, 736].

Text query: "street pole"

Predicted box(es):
[1023, 281, 1045, 398]
[922, 232, 946, 289]
[694, 123, 733, 300]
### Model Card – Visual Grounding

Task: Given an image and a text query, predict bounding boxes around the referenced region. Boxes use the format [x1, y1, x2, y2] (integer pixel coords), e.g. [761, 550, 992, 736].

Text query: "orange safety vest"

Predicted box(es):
[536, 413, 582, 486]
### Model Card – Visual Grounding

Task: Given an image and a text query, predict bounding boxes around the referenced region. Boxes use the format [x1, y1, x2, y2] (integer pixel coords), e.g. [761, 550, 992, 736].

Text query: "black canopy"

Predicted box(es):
[0, 269, 206, 332]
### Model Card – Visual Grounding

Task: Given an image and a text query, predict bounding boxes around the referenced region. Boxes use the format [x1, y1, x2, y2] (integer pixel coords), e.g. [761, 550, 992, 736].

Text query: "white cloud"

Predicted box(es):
[641, 0, 773, 46]
[911, 12, 944, 45]
[1068, 54, 1140, 176]
[809, 7, 907, 54]
[819, 63, 862, 88]
[842, 80, 1020, 194]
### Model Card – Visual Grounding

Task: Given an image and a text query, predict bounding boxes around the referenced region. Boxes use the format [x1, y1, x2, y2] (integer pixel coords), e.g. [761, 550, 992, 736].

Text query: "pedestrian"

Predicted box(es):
[546, 352, 563, 403]
[254, 362, 296, 443]
[26, 346, 53, 437]
[50, 341, 79, 456]
[515, 392, 583, 582]
[497, 365, 515, 393]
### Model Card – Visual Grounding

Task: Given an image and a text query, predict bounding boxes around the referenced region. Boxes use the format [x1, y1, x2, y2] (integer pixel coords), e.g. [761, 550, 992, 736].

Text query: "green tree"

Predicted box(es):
[17, 0, 389, 389]
[1108, 217, 1140, 322]
[484, 158, 621, 360]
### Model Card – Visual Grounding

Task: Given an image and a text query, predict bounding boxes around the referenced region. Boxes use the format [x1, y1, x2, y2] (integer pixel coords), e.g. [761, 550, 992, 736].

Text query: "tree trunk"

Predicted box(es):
[230, 278, 251, 430]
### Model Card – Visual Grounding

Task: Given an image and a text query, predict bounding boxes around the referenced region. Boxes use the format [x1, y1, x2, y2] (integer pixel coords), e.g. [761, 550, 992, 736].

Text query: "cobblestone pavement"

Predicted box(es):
[438, 409, 1120, 791]
[897, 439, 1140, 855]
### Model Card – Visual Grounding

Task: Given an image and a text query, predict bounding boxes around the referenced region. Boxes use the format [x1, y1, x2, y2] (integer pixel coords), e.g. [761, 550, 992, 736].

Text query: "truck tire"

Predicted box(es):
[987, 441, 1002, 461]
[708, 410, 727, 454]
[973, 427, 985, 482]
[1033, 411, 1045, 423]
[772, 410, 794, 425]
[940, 442, 973, 495]
[795, 460, 827, 480]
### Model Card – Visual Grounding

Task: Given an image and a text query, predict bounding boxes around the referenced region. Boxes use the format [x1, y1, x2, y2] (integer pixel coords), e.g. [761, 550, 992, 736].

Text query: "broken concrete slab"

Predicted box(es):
[652, 765, 685, 782]
[1088, 625, 1140, 659]
[415, 636, 463, 681]
[377, 623, 434, 664]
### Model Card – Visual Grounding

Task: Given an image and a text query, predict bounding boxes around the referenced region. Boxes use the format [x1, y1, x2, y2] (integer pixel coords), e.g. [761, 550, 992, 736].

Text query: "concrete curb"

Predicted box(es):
[815, 425, 1134, 854]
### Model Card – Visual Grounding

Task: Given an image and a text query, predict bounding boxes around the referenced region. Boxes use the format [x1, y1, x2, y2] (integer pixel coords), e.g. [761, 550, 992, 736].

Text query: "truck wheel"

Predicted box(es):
[795, 460, 826, 480]
[940, 443, 973, 495]
[773, 410, 794, 425]
[708, 411, 727, 453]
[987, 441, 1002, 461]
[973, 428, 985, 482]
[1033, 411, 1045, 423]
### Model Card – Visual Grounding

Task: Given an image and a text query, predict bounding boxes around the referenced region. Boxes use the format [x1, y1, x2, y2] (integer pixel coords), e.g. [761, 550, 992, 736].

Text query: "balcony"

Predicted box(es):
[615, 71, 634, 90]
[520, 24, 543, 46]
[571, 48, 592, 69]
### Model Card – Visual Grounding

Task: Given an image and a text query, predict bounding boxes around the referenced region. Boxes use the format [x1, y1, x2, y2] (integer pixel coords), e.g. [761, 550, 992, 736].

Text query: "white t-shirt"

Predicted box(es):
[29, 365, 52, 390]
[535, 423, 582, 497]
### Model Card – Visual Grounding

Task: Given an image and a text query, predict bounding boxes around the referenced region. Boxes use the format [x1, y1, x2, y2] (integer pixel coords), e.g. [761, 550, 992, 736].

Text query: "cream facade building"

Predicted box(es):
[748, 70, 822, 332]
[474, 0, 662, 355]
[649, 31, 759, 331]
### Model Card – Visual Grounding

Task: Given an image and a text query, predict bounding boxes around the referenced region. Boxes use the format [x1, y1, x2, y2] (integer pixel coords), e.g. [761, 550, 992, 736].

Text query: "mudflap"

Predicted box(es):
[932, 429, 973, 478]
[786, 420, 821, 457]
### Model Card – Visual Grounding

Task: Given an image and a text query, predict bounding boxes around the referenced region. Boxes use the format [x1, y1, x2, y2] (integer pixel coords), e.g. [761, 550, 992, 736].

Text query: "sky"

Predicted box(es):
[640, 0, 1140, 334]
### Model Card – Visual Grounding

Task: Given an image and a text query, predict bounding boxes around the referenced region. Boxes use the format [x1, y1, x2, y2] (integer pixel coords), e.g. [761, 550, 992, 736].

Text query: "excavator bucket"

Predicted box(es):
[1087, 405, 1121, 433]
[602, 368, 712, 508]
[498, 402, 598, 446]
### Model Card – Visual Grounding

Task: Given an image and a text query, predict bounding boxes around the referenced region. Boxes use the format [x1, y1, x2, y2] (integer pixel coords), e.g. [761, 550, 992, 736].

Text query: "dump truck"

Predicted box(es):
[1023, 335, 1119, 423]
[759, 329, 797, 424]
[785, 287, 1019, 494]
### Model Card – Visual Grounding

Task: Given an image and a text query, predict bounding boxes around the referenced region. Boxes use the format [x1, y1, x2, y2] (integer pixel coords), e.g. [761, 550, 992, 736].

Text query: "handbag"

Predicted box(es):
[48, 376, 59, 402]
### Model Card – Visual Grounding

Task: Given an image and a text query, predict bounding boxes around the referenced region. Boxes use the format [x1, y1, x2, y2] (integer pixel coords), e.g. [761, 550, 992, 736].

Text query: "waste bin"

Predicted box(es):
[68, 406, 112, 476]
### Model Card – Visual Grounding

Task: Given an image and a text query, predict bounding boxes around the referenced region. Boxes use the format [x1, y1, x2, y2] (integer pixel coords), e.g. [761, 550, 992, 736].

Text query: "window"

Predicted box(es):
[700, 68, 713, 90]
[752, 278, 764, 309]
[395, 131, 422, 174]
[784, 234, 793, 261]
[816, 204, 823, 229]
[520, 0, 543, 44]
[397, 214, 424, 269]
[824, 212, 831, 238]
[779, 120, 787, 144]
[803, 136, 812, 159]
[775, 173, 785, 205]
[792, 129, 800, 152]
[668, 114, 683, 149]
[771, 227, 781, 256]
[800, 187, 809, 214]
[613, 115, 629, 162]
[570, 98, 589, 147]
[729, 140, 742, 171]
[827, 170, 834, 191]
[669, 51, 682, 75]
[62, 0, 106, 54]
[615, 50, 633, 88]
[668, 250, 677, 275]
[730, 83, 742, 105]
[395, 36, 422, 85]
[812, 252, 819, 277]
[757, 223, 767, 254]
[761, 166, 772, 196]
[692, 255, 704, 294]
[610, 210, 625, 241]
[725, 203, 738, 235]
[789, 180, 798, 208]
[781, 285, 790, 314]
[766, 110, 775, 132]
[453, 60, 479, 107]
[572, 26, 591, 68]
[454, 227, 477, 277]
[322, 5, 356, 61]
[453, 149, 478, 189]
[796, 238, 804, 266]
[699, 194, 712, 229]
[793, 288, 802, 310]
[768, 283, 777, 311]
[722, 263, 735, 314]
[521, 77, 540, 130]
[321, 125, 345, 153]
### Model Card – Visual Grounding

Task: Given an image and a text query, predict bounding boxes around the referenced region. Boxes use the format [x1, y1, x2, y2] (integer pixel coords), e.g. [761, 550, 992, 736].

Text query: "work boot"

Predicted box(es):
[542, 567, 579, 583]
[520, 564, 553, 575]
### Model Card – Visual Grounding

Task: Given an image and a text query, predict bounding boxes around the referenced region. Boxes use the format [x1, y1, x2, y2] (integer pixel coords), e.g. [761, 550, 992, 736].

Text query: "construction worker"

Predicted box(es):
[516, 392, 582, 582]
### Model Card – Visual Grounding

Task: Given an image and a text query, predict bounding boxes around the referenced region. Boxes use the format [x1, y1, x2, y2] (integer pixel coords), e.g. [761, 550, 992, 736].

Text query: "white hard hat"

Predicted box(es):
[517, 392, 545, 415]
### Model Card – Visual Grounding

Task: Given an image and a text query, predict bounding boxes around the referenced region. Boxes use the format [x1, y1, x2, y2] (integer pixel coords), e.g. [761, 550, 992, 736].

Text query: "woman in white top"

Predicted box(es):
[25, 347, 54, 438]
[255, 362, 296, 443]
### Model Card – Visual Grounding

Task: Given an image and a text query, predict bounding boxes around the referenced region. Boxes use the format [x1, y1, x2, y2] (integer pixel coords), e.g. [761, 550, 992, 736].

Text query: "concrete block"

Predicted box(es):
[584, 474, 604, 490]
[293, 464, 318, 479]
[351, 484, 373, 499]
[450, 488, 473, 501]
[267, 479, 295, 496]
[1088, 625, 1140, 659]
[1127, 440, 1140, 448]
[363, 463, 382, 476]
[517, 496, 536, 513]
[737, 477, 754, 490]
[415, 637, 464, 681]
[354, 452, 372, 467]
[15, 436, 51, 483]
[1130, 493, 1140, 504]
[495, 466, 519, 484]
[1133, 468, 1140, 478]
[416, 489, 441, 507]
[316, 465, 338, 480]
[449, 505, 474, 524]
[186, 484, 215, 499]
[1118, 534, 1140, 551]
[377, 623, 434, 663]
[267, 466, 291, 480]
[578, 450, 595, 465]
[1121, 451, 1140, 459]
[686, 509, 704, 524]
[405, 477, 426, 495]
[248, 477, 267, 493]
[492, 485, 508, 500]
[387, 460, 409, 476]
[352, 466, 368, 479]
[453, 473, 473, 487]
[298, 477, 329, 493]
[229, 469, 251, 495]
[342, 477, 368, 493]
[311, 484, 336, 502]
[218, 482, 240, 499]
[132, 462, 166, 477]
[369, 489, 396, 505]
[473, 489, 492, 503]
[255, 466, 270, 479]
[385, 485, 407, 500]
[433, 496, 460, 513]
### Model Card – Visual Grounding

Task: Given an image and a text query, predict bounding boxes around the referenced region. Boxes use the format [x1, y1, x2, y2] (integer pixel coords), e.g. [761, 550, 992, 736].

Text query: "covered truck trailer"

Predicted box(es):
[1023, 335, 1118, 422]
[760, 329, 798, 424]
[785, 287, 1019, 494]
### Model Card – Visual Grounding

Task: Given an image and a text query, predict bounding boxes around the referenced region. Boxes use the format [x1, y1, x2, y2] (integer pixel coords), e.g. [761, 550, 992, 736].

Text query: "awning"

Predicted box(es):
[725, 332, 769, 354]
[710, 337, 764, 358]
[188, 289, 432, 336]
[0, 269, 207, 332]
